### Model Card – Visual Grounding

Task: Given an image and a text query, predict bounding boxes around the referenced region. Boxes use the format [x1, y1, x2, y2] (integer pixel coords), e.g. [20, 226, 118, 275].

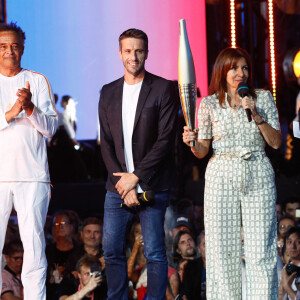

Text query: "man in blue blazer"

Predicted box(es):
[99, 28, 177, 300]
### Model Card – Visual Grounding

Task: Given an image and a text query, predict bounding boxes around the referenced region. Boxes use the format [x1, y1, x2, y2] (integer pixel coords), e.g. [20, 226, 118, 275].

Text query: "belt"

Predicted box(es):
[213, 149, 265, 161]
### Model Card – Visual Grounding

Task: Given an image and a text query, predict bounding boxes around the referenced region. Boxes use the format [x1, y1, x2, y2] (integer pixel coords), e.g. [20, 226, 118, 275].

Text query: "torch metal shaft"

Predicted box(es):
[178, 19, 197, 147]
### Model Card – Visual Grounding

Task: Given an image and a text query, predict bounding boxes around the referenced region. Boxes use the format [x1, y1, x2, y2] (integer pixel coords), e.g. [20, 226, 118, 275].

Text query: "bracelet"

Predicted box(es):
[255, 119, 266, 125]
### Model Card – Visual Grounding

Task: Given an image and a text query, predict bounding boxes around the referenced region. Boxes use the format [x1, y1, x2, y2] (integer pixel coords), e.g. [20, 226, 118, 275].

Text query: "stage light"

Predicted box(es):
[283, 48, 300, 83]
[268, 0, 277, 102]
[230, 0, 236, 48]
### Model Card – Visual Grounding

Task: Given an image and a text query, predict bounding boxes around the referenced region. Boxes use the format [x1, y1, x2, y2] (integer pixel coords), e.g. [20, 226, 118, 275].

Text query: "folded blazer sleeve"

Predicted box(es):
[133, 81, 178, 184]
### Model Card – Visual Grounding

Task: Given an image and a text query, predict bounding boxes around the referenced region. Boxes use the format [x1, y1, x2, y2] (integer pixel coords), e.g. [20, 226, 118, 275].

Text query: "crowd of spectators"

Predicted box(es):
[1, 195, 298, 300]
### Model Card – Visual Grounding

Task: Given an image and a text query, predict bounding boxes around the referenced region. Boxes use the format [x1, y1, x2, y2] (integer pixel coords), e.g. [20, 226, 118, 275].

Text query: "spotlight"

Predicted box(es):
[283, 47, 300, 82]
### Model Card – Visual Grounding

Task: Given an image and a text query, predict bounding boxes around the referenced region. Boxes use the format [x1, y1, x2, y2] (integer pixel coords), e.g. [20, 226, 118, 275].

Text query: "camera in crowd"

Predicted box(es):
[90, 262, 102, 278]
[286, 262, 300, 278]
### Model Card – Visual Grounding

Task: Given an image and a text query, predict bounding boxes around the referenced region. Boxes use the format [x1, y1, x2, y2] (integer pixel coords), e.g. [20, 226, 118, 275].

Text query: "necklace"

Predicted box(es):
[228, 95, 240, 109]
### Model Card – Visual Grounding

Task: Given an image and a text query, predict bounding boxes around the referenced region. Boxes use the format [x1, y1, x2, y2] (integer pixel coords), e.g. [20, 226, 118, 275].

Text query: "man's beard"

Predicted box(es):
[185, 248, 196, 258]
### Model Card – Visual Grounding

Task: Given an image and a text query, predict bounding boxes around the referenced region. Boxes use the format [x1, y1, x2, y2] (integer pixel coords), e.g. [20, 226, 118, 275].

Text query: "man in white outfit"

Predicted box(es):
[0, 22, 58, 299]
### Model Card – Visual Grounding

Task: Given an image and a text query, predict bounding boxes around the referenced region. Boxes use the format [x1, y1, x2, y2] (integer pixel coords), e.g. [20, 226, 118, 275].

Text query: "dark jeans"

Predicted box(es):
[102, 190, 169, 300]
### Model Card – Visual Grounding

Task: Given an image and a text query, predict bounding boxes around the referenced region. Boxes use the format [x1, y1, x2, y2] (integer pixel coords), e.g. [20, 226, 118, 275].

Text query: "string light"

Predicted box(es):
[230, 0, 236, 48]
[268, 0, 277, 102]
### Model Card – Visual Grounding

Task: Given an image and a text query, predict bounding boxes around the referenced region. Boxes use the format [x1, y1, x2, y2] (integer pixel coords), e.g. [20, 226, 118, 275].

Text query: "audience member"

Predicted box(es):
[283, 197, 300, 222]
[1, 240, 23, 300]
[127, 220, 147, 300]
[59, 254, 107, 300]
[279, 227, 300, 300]
[169, 231, 198, 299]
[80, 217, 103, 255]
[173, 230, 197, 262]
[181, 231, 206, 300]
[175, 199, 195, 225]
[66, 217, 105, 278]
[46, 210, 80, 300]
[166, 214, 194, 270]
[172, 215, 194, 238]
[278, 216, 296, 255]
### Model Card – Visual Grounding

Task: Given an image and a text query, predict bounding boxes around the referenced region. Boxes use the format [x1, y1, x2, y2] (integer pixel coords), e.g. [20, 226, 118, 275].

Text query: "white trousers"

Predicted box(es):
[0, 182, 50, 300]
[204, 154, 278, 300]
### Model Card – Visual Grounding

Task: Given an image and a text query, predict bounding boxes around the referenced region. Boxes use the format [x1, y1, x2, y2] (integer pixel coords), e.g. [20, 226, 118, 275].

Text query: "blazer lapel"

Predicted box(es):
[133, 72, 152, 132]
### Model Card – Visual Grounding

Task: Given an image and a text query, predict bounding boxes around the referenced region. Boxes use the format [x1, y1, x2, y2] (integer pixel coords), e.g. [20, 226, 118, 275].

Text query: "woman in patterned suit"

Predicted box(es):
[182, 47, 282, 300]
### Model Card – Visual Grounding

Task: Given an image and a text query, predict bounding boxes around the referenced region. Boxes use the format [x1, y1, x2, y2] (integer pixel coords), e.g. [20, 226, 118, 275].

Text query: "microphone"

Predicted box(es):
[237, 82, 252, 122]
[138, 191, 155, 204]
[120, 190, 155, 207]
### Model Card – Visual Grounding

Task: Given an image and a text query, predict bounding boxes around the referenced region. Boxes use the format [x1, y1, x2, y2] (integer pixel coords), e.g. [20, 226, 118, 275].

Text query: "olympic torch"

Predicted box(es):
[178, 19, 197, 147]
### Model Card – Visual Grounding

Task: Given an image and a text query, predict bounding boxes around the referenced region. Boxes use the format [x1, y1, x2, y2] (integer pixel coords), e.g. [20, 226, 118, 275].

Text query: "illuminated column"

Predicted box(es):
[230, 0, 236, 48]
[268, 0, 277, 102]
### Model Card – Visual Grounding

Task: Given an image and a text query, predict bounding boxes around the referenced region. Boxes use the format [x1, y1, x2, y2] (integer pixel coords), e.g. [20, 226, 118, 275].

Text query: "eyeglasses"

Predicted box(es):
[53, 221, 70, 227]
[279, 224, 293, 231]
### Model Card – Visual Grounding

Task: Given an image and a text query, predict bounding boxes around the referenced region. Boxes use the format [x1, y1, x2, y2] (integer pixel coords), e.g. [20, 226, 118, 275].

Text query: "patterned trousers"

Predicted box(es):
[204, 153, 278, 300]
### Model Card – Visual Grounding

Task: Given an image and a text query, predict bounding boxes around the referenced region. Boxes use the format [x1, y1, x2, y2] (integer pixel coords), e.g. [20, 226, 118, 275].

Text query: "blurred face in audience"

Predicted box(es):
[5, 251, 23, 274]
[176, 233, 196, 259]
[286, 233, 300, 263]
[285, 202, 300, 219]
[278, 218, 295, 238]
[78, 264, 92, 287]
[53, 214, 73, 240]
[81, 224, 102, 248]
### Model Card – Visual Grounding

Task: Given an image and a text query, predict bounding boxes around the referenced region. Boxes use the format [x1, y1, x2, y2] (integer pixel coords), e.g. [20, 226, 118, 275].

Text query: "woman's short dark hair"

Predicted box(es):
[52, 209, 80, 235]
[119, 28, 148, 52]
[208, 47, 256, 108]
[3, 240, 23, 255]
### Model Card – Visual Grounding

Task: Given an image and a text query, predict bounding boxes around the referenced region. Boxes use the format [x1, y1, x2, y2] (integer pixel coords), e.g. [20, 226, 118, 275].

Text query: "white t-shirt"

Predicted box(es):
[0, 69, 58, 182]
[122, 80, 143, 193]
